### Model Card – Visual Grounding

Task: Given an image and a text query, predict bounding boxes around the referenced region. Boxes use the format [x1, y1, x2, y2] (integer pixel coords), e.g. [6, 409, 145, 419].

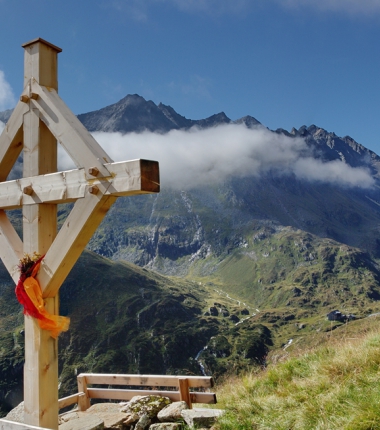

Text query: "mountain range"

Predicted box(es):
[1, 94, 380, 415]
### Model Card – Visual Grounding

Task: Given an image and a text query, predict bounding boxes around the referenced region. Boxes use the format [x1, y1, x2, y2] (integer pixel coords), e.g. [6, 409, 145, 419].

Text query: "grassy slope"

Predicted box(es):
[192, 226, 380, 348]
[214, 319, 380, 430]
[0, 250, 272, 415]
[3, 213, 380, 418]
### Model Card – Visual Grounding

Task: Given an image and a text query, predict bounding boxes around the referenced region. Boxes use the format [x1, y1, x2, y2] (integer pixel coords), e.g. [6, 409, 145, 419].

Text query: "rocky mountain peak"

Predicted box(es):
[235, 115, 261, 128]
[194, 112, 232, 129]
[118, 93, 149, 106]
[77, 94, 177, 133]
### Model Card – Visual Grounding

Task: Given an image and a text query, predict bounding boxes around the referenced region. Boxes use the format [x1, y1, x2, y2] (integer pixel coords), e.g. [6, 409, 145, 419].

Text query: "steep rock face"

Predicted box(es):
[84, 172, 380, 275]
[157, 103, 194, 129]
[288, 125, 380, 174]
[77, 94, 178, 133]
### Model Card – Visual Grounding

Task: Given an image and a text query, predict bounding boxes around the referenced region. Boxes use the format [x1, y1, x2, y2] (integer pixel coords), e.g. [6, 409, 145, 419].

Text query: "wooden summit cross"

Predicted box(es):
[0, 38, 159, 429]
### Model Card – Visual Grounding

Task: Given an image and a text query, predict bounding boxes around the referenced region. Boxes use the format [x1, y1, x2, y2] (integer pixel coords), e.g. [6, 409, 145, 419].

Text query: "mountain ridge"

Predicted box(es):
[2, 94, 380, 416]
[77, 93, 261, 133]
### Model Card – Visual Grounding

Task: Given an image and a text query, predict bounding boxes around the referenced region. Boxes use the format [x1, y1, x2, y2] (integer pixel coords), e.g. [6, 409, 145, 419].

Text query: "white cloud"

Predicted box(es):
[57, 124, 376, 190]
[278, 0, 380, 15]
[0, 121, 4, 134]
[163, 0, 250, 14]
[104, 0, 149, 21]
[105, 0, 250, 20]
[0, 70, 15, 111]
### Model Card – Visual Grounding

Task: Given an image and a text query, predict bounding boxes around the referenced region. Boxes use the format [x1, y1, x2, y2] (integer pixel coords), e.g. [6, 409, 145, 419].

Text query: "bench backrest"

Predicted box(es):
[58, 373, 216, 411]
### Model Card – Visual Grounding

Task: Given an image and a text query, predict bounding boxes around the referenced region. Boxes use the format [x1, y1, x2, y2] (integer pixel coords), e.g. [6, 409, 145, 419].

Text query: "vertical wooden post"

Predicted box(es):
[77, 375, 90, 411]
[178, 377, 192, 408]
[22, 38, 61, 430]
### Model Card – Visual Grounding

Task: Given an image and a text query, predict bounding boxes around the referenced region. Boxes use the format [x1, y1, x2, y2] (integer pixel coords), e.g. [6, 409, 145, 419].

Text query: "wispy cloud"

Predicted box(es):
[103, 0, 149, 21]
[58, 124, 374, 190]
[0, 71, 16, 111]
[278, 0, 380, 16]
[105, 0, 380, 20]
[164, 0, 250, 14]
[105, 0, 250, 21]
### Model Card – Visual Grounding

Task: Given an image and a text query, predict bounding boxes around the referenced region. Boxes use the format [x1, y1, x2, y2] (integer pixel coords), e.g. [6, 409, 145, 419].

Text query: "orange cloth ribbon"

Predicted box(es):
[15, 259, 70, 339]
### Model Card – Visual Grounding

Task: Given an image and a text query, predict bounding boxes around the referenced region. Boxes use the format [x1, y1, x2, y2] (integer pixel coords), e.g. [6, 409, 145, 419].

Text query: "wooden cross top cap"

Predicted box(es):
[22, 37, 62, 52]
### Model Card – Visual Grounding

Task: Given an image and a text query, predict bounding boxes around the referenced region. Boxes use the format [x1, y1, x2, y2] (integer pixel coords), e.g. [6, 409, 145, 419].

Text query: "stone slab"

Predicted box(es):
[86, 403, 122, 414]
[59, 414, 104, 430]
[181, 408, 224, 428]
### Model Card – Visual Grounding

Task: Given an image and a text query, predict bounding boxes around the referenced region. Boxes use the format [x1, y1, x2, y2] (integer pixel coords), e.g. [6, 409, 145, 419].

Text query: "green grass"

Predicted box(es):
[214, 329, 380, 429]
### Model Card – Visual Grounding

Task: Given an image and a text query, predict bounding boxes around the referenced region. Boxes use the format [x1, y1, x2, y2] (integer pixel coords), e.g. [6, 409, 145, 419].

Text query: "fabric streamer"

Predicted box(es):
[15, 255, 70, 338]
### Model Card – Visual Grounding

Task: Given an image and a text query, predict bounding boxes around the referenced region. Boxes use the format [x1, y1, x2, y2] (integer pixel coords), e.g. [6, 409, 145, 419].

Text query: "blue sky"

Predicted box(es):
[1, 0, 380, 154]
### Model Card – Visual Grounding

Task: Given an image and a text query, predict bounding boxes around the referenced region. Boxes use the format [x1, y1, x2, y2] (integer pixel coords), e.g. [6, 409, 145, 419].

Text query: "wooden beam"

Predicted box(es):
[178, 377, 192, 408]
[77, 375, 90, 411]
[30, 81, 113, 177]
[86, 388, 216, 405]
[22, 40, 60, 430]
[105, 160, 160, 196]
[0, 101, 28, 181]
[0, 159, 159, 210]
[0, 210, 23, 282]
[87, 388, 182, 402]
[58, 392, 85, 410]
[38, 193, 117, 298]
[81, 373, 213, 388]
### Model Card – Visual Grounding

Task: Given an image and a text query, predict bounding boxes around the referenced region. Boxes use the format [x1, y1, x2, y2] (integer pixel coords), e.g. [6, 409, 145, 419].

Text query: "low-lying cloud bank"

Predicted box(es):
[59, 124, 374, 190]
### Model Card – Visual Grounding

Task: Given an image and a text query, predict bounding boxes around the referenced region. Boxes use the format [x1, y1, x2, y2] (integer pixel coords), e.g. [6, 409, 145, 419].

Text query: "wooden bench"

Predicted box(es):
[58, 373, 216, 411]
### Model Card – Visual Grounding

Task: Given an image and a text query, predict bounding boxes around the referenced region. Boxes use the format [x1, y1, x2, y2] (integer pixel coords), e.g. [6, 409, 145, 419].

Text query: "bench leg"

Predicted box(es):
[178, 377, 192, 409]
[77, 375, 91, 411]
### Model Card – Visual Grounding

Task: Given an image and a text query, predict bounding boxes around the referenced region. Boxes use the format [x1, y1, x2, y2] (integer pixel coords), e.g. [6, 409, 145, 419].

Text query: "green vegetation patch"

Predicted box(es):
[215, 330, 380, 429]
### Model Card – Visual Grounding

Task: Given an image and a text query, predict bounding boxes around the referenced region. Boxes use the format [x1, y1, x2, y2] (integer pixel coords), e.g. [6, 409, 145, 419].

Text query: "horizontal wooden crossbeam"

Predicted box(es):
[0, 159, 159, 210]
[81, 373, 214, 388]
[86, 388, 216, 404]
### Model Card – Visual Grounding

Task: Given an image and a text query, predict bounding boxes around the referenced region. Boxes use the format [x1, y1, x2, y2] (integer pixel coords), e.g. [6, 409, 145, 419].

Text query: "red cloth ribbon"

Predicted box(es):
[15, 256, 70, 338]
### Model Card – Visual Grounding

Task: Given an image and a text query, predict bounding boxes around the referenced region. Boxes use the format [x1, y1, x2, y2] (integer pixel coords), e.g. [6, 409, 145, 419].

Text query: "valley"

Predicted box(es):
[1, 94, 380, 418]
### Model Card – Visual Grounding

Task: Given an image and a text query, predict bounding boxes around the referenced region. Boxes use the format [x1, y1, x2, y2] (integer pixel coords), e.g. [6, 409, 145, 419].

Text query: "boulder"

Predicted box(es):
[120, 395, 171, 418]
[5, 401, 24, 423]
[157, 401, 189, 422]
[181, 408, 224, 428]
